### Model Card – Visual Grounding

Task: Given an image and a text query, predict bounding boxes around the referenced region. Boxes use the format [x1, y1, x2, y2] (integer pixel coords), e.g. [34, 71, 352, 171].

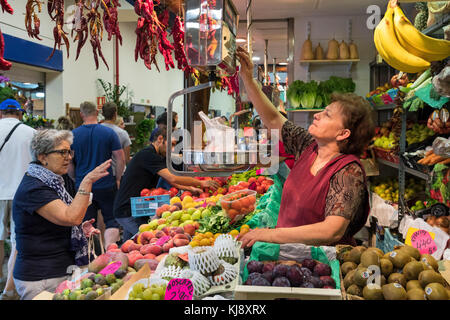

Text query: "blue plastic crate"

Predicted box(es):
[376, 227, 404, 253]
[130, 194, 171, 218]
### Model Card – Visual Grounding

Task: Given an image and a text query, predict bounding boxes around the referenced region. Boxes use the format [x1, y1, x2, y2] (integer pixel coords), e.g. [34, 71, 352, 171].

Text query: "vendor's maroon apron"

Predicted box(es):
[276, 142, 370, 245]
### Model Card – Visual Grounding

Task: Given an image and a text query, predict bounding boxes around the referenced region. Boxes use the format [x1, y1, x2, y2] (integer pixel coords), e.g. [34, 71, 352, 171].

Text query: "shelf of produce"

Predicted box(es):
[422, 15, 450, 38]
[377, 158, 429, 180]
[373, 104, 396, 111]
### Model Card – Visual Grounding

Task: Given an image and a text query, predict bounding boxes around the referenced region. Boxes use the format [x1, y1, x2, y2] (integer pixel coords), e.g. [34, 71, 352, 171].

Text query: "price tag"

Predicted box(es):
[155, 236, 171, 246]
[410, 229, 438, 255]
[99, 261, 122, 276]
[164, 278, 193, 300]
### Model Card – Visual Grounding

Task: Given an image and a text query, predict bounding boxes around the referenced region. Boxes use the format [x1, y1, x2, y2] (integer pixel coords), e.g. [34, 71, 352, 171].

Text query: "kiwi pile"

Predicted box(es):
[339, 245, 450, 300]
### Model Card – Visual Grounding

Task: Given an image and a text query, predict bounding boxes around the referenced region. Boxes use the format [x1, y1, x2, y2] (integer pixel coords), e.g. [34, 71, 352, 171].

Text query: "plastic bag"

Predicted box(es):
[198, 111, 235, 152]
[432, 137, 450, 158]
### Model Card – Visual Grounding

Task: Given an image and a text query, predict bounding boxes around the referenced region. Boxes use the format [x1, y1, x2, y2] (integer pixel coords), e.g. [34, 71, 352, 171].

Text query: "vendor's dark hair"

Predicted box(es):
[332, 93, 375, 155]
[156, 112, 176, 127]
[102, 102, 118, 120]
[151, 126, 167, 142]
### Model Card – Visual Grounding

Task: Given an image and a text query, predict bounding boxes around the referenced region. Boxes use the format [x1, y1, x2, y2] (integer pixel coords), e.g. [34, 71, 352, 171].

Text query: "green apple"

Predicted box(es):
[170, 220, 180, 227]
[179, 222, 186, 228]
[157, 224, 167, 230]
[184, 219, 194, 225]
[171, 211, 182, 221]
[162, 211, 172, 219]
[201, 209, 211, 219]
[181, 213, 191, 222]
[192, 210, 202, 220]
[148, 220, 159, 230]
[187, 208, 196, 215]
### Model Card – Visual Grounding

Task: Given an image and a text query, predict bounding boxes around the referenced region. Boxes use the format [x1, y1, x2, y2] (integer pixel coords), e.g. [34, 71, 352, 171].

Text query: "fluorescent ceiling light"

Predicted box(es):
[278, 62, 288, 65]
[36, 92, 45, 98]
[236, 38, 247, 43]
[252, 56, 260, 61]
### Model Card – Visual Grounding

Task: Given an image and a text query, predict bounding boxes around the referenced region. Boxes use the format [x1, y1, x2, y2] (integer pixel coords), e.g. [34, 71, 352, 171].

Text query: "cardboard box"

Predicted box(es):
[109, 263, 152, 300]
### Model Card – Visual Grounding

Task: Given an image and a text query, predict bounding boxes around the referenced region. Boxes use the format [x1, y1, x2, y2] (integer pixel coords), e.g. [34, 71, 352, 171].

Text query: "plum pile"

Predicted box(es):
[245, 259, 336, 289]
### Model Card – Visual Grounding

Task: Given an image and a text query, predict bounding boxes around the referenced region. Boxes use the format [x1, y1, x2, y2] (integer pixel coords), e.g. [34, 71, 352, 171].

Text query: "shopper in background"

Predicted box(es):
[24, 98, 33, 116]
[0, 99, 35, 300]
[116, 116, 126, 130]
[69, 102, 125, 249]
[102, 102, 132, 165]
[13, 129, 105, 300]
[149, 111, 177, 142]
[113, 127, 220, 240]
[55, 116, 74, 131]
[237, 47, 374, 247]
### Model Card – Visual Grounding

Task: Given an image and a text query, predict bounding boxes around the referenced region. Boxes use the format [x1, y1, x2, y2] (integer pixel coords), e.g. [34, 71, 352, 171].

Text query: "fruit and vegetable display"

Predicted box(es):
[128, 282, 167, 300]
[429, 164, 450, 207]
[220, 190, 257, 223]
[151, 234, 241, 299]
[244, 259, 336, 289]
[140, 187, 178, 197]
[374, 2, 450, 74]
[373, 120, 434, 151]
[287, 76, 355, 109]
[338, 244, 450, 300]
[370, 177, 426, 203]
[52, 272, 126, 300]
[189, 225, 251, 249]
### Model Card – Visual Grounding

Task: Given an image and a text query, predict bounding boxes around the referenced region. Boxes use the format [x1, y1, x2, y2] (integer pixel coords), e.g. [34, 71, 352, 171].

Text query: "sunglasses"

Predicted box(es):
[46, 149, 74, 158]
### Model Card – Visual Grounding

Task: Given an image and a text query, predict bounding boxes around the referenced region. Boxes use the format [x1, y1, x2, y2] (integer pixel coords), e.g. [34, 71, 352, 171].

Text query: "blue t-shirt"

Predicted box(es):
[72, 124, 122, 190]
[13, 174, 75, 281]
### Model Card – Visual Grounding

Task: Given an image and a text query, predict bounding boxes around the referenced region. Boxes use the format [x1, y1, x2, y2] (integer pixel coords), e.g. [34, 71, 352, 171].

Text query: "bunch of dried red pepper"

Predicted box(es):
[0, 0, 12, 70]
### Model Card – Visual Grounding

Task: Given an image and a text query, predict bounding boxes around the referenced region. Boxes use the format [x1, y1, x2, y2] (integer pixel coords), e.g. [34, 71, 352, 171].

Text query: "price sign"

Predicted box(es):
[99, 261, 122, 276]
[410, 229, 438, 255]
[164, 279, 193, 300]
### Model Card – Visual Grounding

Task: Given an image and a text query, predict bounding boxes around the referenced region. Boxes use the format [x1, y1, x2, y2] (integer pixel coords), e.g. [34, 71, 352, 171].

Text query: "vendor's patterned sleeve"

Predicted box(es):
[325, 163, 366, 222]
[281, 120, 314, 159]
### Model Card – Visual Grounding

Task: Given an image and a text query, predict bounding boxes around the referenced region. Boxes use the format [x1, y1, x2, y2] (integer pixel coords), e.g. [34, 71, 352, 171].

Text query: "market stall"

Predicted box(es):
[1, 0, 449, 303]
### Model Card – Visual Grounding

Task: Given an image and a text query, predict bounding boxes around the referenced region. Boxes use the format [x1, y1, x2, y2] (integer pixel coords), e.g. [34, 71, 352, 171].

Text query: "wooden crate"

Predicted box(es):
[234, 285, 342, 300]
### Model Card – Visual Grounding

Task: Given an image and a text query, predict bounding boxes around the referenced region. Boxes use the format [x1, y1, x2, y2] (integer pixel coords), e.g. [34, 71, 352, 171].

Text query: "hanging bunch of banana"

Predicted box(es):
[374, 0, 450, 74]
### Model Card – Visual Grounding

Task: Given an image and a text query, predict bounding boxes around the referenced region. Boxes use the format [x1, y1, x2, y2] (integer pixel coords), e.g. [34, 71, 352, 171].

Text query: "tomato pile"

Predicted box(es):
[220, 190, 257, 222]
[140, 187, 178, 198]
[228, 176, 274, 195]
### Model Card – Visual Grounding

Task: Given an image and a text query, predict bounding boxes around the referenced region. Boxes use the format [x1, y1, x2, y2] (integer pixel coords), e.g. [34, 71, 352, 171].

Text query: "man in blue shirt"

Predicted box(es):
[69, 101, 125, 249]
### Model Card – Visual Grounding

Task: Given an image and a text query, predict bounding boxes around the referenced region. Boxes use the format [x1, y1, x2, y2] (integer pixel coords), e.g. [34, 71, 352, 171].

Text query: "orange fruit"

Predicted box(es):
[221, 200, 230, 210]
[214, 233, 222, 239]
[241, 224, 250, 230]
[229, 230, 239, 237]
[204, 232, 213, 238]
[240, 228, 250, 236]
[227, 209, 239, 219]
[231, 200, 242, 211]
[190, 240, 199, 247]
[200, 238, 211, 246]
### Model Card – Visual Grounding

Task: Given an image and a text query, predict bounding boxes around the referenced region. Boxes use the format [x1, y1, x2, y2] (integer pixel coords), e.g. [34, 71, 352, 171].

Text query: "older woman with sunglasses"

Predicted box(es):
[12, 129, 111, 300]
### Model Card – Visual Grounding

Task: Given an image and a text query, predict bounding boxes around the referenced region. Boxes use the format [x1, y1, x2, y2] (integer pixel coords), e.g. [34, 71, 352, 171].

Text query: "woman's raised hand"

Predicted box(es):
[84, 159, 112, 184]
[236, 46, 254, 83]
